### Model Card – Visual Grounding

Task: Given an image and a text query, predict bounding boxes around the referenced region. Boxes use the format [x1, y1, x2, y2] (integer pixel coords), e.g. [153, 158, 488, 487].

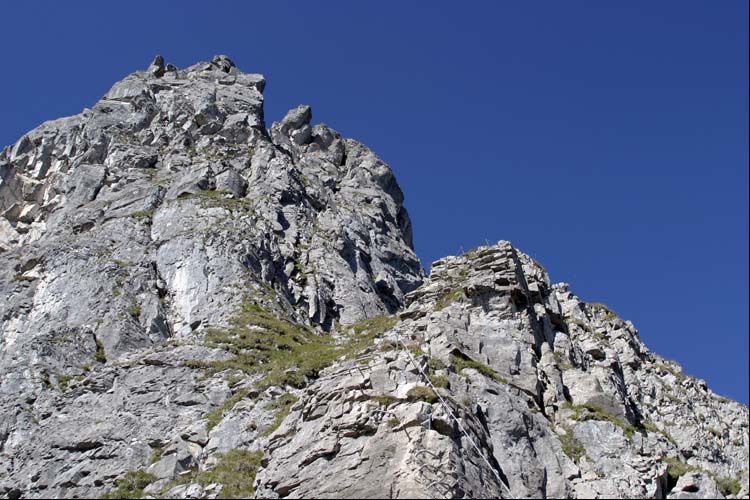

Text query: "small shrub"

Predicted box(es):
[715, 475, 742, 497]
[95, 337, 107, 363]
[406, 385, 438, 404]
[388, 417, 400, 428]
[427, 357, 446, 372]
[430, 375, 449, 389]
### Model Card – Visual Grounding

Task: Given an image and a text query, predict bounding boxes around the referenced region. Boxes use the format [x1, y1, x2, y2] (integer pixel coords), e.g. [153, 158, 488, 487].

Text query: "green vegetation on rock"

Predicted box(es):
[406, 385, 438, 404]
[587, 302, 617, 321]
[371, 394, 400, 407]
[434, 288, 465, 311]
[101, 470, 157, 499]
[187, 301, 397, 391]
[162, 449, 263, 498]
[564, 402, 637, 439]
[261, 393, 298, 437]
[559, 424, 587, 463]
[715, 475, 743, 497]
[95, 337, 107, 363]
[450, 355, 508, 384]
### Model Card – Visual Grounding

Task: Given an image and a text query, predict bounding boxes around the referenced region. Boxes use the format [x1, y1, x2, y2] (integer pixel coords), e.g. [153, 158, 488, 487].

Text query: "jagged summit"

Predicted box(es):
[0, 57, 747, 499]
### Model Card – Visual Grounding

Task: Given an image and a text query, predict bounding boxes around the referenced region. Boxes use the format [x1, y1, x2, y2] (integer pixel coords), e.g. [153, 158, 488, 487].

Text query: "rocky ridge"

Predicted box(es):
[0, 56, 747, 499]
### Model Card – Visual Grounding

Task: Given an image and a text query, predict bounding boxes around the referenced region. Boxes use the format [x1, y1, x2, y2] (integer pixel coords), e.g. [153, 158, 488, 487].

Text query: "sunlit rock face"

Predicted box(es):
[0, 56, 746, 500]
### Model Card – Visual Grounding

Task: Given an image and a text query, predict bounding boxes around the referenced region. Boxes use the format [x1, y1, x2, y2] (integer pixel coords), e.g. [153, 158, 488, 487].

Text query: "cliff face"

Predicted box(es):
[0, 56, 746, 500]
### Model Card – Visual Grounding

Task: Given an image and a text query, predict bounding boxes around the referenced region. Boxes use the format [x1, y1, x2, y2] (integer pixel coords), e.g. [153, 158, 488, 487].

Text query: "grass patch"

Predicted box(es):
[372, 394, 400, 407]
[655, 362, 688, 383]
[186, 301, 396, 391]
[184, 190, 254, 210]
[205, 389, 250, 431]
[587, 302, 617, 321]
[130, 209, 155, 220]
[642, 420, 678, 446]
[127, 303, 141, 319]
[12, 274, 36, 282]
[379, 340, 400, 352]
[149, 444, 165, 464]
[559, 425, 586, 463]
[224, 374, 244, 387]
[406, 385, 438, 404]
[553, 351, 574, 370]
[350, 315, 399, 336]
[662, 458, 743, 497]
[450, 355, 508, 384]
[161, 449, 263, 499]
[101, 470, 157, 499]
[567, 317, 592, 333]
[57, 374, 82, 391]
[565, 403, 637, 439]
[664, 457, 699, 491]
[261, 393, 298, 437]
[434, 288, 465, 311]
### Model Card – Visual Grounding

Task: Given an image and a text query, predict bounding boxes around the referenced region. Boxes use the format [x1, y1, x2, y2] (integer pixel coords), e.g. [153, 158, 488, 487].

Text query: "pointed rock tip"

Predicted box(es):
[211, 55, 236, 72]
[282, 105, 313, 128]
[148, 54, 165, 77]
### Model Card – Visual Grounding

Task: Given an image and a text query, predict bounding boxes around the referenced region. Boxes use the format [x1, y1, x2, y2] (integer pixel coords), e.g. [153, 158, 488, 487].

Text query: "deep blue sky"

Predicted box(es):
[1, 2, 747, 403]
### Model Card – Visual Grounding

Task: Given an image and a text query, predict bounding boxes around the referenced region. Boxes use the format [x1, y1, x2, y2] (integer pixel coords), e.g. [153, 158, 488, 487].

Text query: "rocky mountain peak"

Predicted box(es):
[0, 57, 746, 499]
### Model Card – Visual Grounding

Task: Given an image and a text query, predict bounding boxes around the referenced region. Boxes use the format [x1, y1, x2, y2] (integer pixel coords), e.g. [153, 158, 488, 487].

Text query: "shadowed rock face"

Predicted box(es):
[0, 56, 747, 500]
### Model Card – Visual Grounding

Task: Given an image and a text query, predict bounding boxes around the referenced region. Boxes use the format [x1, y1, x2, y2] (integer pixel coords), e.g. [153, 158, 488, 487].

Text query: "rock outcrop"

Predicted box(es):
[0, 56, 747, 499]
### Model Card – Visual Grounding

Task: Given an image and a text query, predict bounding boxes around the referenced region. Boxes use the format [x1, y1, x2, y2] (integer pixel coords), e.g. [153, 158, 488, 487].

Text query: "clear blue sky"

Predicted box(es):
[1, 1, 747, 403]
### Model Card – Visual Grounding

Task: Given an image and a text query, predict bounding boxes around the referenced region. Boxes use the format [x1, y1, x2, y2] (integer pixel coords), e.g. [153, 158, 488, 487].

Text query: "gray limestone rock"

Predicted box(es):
[0, 55, 746, 500]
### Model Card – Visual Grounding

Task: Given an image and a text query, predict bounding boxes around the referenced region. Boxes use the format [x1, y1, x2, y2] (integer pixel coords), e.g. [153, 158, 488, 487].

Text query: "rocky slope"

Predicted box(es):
[0, 56, 747, 499]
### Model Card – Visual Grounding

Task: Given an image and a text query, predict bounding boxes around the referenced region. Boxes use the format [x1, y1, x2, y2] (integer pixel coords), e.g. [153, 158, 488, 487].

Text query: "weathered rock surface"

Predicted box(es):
[0, 56, 747, 499]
